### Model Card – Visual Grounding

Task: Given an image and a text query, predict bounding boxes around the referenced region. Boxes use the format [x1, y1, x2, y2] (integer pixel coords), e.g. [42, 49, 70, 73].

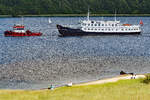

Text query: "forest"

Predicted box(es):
[0, 0, 149, 15]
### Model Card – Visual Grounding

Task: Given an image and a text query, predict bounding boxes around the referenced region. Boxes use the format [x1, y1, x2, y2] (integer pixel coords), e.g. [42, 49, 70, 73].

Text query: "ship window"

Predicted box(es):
[88, 24, 90, 26]
[99, 24, 101, 26]
[122, 29, 123, 31]
[102, 24, 104, 26]
[16, 28, 24, 30]
[102, 29, 104, 31]
[105, 24, 107, 26]
[91, 24, 93, 26]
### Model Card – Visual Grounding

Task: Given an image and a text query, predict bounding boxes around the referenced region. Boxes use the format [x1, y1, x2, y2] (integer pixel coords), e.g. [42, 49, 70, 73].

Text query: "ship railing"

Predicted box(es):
[63, 24, 81, 28]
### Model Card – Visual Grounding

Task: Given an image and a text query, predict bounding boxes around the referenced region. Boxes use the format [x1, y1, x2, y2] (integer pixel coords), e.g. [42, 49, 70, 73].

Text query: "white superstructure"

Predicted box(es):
[13, 24, 26, 33]
[80, 12, 142, 33]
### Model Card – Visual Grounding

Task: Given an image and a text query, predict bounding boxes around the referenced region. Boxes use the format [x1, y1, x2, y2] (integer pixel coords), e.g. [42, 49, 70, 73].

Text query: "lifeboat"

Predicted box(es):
[4, 24, 42, 37]
[123, 24, 131, 26]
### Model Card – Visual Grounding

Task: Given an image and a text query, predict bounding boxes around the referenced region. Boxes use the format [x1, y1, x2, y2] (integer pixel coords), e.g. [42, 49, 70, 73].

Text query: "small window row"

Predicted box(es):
[84, 28, 139, 31]
[82, 23, 118, 27]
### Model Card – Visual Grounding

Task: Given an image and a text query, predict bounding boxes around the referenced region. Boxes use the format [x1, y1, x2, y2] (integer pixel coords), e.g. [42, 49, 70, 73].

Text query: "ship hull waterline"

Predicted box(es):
[57, 24, 141, 36]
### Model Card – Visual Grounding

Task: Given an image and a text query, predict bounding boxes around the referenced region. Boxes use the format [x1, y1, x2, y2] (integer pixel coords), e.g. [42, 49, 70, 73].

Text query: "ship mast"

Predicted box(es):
[114, 10, 117, 22]
[87, 8, 90, 21]
[21, 16, 24, 25]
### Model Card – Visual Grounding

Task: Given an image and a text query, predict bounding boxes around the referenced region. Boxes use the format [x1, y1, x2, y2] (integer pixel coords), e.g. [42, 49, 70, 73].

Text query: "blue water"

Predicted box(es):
[0, 16, 150, 89]
[0, 17, 150, 64]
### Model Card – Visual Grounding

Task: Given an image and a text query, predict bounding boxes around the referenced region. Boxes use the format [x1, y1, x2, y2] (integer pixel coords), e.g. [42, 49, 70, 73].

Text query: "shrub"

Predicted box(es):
[142, 73, 150, 84]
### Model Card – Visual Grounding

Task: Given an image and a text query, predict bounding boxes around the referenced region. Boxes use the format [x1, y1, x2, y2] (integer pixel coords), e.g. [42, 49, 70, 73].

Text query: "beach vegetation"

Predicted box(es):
[0, 78, 150, 100]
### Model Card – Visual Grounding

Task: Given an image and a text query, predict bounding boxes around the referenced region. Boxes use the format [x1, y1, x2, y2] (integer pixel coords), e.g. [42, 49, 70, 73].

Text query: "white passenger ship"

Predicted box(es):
[57, 12, 143, 36]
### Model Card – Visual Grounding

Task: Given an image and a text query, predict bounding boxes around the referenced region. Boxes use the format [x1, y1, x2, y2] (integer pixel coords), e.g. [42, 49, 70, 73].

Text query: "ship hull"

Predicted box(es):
[57, 24, 141, 36]
[4, 31, 42, 37]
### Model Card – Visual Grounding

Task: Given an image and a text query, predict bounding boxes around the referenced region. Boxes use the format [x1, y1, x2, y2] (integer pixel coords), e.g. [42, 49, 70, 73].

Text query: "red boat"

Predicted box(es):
[4, 24, 42, 37]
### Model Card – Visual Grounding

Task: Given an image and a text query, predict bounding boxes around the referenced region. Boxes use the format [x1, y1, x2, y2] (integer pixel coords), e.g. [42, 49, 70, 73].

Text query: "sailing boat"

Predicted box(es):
[48, 18, 52, 24]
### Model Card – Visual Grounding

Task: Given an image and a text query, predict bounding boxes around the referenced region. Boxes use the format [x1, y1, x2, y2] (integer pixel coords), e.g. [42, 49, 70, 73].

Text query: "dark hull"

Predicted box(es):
[56, 24, 141, 36]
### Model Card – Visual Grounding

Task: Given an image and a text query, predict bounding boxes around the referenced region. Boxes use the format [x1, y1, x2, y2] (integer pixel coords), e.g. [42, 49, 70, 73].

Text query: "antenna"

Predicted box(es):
[21, 16, 24, 25]
[87, 7, 90, 21]
[115, 10, 117, 22]
[101, 16, 104, 21]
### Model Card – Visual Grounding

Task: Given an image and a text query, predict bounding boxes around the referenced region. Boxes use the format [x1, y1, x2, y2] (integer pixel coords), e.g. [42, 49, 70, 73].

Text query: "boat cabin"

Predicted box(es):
[13, 24, 25, 33]
[81, 20, 141, 33]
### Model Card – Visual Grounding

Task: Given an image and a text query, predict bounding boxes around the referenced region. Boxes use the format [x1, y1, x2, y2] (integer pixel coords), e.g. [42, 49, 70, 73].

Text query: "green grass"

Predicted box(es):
[0, 79, 150, 100]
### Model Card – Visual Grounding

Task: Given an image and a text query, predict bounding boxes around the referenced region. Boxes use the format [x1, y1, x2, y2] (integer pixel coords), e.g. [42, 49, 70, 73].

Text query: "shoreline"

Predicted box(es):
[0, 74, 149, 100]
[74, 74, 146, 86]
[1, 14, 150, 17]
[0, 74, 146, 91]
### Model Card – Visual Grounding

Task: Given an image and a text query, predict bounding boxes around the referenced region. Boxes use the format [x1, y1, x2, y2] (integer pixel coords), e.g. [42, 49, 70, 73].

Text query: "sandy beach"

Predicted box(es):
[74, 74, 146, 86]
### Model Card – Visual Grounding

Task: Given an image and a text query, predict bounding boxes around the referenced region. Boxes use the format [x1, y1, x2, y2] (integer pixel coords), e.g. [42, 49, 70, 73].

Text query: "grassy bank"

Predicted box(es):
[0, 78, 150, 100]
[1, 14, 150, 17]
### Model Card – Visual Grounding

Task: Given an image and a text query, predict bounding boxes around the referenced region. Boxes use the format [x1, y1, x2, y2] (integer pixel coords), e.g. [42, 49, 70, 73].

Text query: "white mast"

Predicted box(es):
[101, 16, 104, 21]
[87, 8, 90, 21]
[21, 16, 24, 25]
[114, 10, 117, 22]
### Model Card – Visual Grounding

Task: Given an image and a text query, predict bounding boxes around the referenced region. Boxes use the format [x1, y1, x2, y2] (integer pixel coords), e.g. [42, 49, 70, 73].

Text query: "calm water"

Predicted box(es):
[0, 17, 150, 89]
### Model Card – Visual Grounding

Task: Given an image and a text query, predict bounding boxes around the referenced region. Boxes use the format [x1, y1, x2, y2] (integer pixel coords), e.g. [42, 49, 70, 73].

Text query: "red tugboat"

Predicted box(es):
[4, 24, 42, 37]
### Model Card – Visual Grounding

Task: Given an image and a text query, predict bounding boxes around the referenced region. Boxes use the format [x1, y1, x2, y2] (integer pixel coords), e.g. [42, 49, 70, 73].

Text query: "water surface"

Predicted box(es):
[0, 17, 150, 89]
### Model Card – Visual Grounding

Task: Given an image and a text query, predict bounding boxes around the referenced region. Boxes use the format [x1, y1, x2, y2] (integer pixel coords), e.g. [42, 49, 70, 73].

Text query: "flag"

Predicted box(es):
[140, 20, 143, 26]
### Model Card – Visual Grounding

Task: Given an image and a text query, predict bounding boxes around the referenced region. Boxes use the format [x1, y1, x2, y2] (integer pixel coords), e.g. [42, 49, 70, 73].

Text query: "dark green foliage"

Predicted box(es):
[143, 74, 150, 84]
[0, 0, 149, 15]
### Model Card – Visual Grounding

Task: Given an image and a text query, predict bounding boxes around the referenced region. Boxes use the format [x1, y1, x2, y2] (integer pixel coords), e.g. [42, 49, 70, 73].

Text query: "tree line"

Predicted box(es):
[0, 0, 149, 15]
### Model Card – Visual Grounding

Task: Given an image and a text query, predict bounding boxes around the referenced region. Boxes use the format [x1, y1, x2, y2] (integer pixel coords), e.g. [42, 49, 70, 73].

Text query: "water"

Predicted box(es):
[0, 16, 150, 89]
